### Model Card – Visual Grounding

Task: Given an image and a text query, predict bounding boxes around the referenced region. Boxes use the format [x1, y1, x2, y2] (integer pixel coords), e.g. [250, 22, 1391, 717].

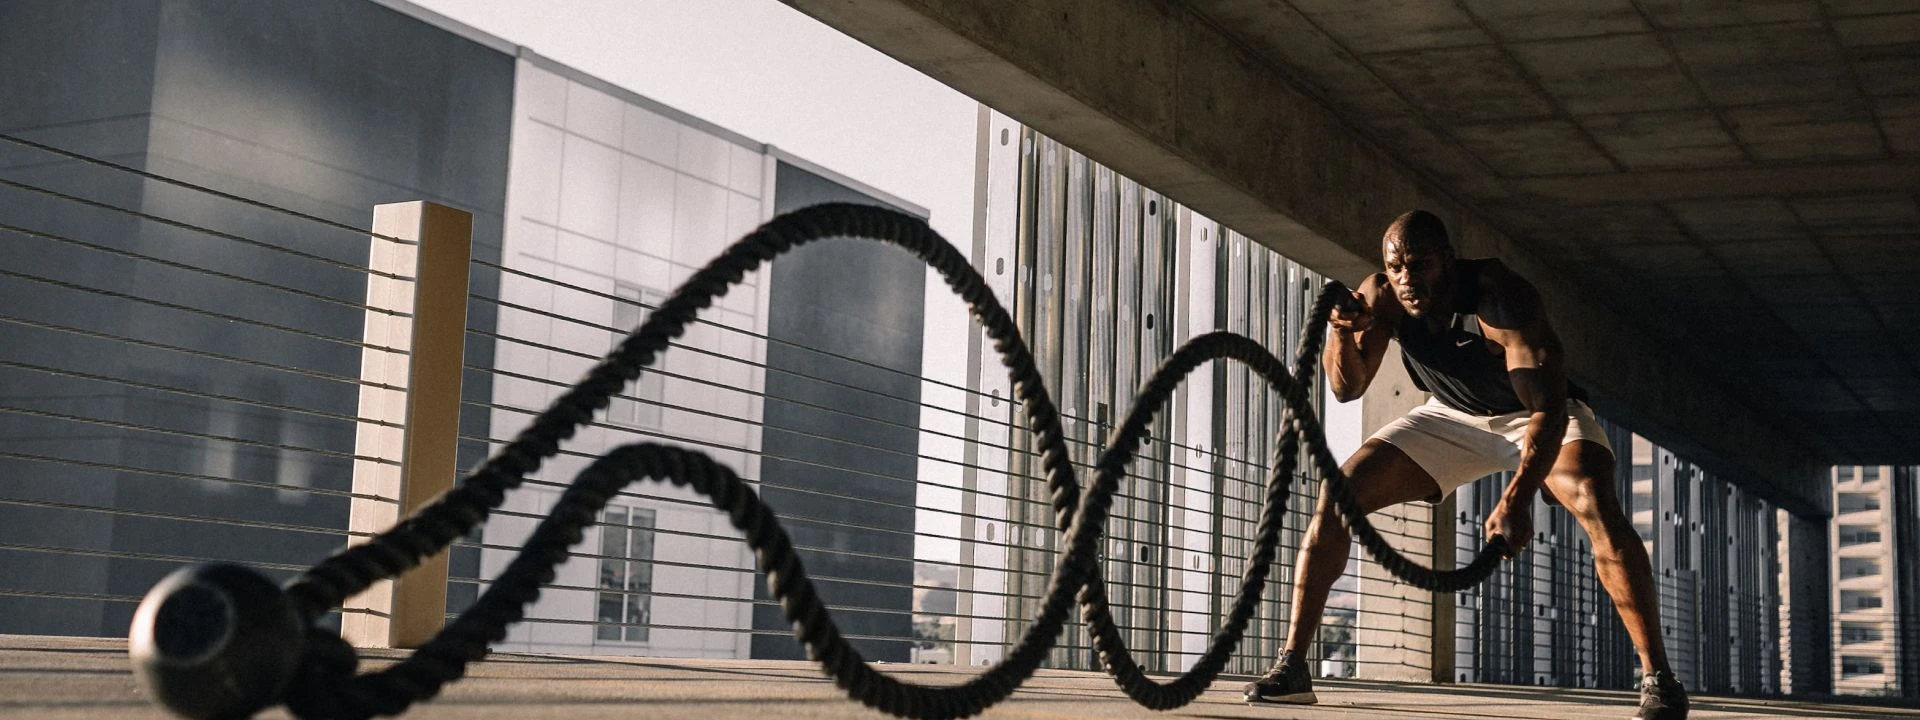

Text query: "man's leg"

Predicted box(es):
[1279, 439, 1441, 665]
[1540, 440, 1672, 677]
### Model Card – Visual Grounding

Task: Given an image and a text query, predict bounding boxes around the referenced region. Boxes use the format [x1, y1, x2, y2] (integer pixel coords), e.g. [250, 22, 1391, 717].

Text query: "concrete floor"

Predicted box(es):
[4, 635, 1913, 720]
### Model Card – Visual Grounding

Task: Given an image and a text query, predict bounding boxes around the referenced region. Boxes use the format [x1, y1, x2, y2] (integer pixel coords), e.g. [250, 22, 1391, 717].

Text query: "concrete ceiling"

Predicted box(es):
[782, 0, 1915, 506]
[1181, 0, 1920, 463]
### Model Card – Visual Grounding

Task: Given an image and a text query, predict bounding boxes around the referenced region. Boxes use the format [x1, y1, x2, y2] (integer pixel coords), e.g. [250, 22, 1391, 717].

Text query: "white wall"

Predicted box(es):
[482, 57, 772, 659]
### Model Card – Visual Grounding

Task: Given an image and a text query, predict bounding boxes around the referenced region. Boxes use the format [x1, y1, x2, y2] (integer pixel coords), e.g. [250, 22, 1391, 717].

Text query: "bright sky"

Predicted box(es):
[406, 0, 979, 245]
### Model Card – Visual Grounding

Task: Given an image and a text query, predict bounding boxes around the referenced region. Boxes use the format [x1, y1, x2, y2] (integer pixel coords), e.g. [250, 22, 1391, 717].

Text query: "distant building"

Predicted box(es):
[911, 563, 958, 664]
[1831, 465, 1906, 695]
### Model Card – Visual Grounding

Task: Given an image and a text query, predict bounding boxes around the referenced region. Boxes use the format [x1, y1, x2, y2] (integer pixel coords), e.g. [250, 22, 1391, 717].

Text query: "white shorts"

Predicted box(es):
[1370, 398, 1611, 502]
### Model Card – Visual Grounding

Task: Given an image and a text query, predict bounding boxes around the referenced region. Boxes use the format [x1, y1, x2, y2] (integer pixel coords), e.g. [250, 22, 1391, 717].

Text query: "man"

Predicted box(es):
[1242, 211, 1688, 720]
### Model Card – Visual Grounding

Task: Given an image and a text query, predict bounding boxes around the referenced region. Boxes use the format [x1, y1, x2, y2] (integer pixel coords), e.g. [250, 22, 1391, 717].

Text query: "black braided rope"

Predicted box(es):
[275, 203, 1508, 720]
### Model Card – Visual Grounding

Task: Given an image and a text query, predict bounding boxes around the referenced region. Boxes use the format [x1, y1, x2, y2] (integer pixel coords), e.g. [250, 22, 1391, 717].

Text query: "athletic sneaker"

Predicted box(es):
[1242, 656, 1317, 705]
[1634, 671, 1688, 720]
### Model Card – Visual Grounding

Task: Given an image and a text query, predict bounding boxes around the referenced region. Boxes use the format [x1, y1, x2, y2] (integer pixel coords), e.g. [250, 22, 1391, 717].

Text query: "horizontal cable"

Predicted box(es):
[474, 281, 1278, 446]
[481, 612, 1422, 661]
[461, 370, 1272, 519]
[460, 510, 1428, 618]
[466, 309, 1041, 450]
[0, 447, 1428, 606]
[0, 178, 1308, 477]
[446, 576, 1184, 629]
[0, 174, 415, 282]
[450, 537, 1196, 606]
[0, 132, 414, 246]
[484, 614, 1420, 660]
[3, 254, 1306, 491]
[462, 505, 1410, 602]
[0, 492, 1429, 616]
[0, 496, 355, 538]
[467, 389, 1249, 529]
[0, 541, 313, 573]
[0, 426, 1397, 606]
[454, 416, 1381, 563]
[0, 266, 405, 356]
[0, 313, 404, 394]
[1, 296, 1266, 498]
[478, 257, 1002, 406]
[459, 394, 1226, 527]
[0, 404, 399, 468]
[0, 219, 410, 321]
[465, 328, 1277, 478]
[0, 588, 143, 604]
[468, 327, 1288, 479]
[0, 449, 390, 503]
[0, 358, 403, 431]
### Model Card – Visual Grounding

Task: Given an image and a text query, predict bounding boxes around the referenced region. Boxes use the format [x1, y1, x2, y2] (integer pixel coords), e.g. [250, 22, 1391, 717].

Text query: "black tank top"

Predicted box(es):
[1397, 259, 1585, 416]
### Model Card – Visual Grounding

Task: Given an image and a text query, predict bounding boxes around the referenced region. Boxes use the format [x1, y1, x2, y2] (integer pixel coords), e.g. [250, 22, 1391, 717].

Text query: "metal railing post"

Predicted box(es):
[343, 201, 473, 648]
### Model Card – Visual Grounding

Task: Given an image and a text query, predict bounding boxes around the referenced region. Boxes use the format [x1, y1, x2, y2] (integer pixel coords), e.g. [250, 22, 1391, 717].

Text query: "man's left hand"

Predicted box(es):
[1485, 501, 1533, 558]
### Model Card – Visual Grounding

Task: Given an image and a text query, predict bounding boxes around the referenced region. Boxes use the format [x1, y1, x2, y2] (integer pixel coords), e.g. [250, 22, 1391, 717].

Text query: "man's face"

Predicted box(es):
[1383, 238, 1452, 318]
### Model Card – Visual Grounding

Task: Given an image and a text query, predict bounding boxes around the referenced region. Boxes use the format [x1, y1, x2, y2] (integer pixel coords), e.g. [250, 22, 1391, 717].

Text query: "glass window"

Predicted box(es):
[608, 283, 666, 428]
[1839, 528, 1882, 546]
[597, 505, 657, 643]
[1840, 624, 1882, 643]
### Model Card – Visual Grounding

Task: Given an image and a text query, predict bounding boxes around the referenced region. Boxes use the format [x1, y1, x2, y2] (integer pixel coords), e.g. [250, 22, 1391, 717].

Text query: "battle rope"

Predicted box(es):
[129, 203, 1509, 720]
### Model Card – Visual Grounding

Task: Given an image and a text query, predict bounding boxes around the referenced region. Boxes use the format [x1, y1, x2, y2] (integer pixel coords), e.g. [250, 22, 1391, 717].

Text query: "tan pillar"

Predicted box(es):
[343, 202, 473, 648]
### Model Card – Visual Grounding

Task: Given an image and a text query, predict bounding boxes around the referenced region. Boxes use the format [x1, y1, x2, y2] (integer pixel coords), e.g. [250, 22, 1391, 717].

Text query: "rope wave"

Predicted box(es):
[166, 204, 1507, 720]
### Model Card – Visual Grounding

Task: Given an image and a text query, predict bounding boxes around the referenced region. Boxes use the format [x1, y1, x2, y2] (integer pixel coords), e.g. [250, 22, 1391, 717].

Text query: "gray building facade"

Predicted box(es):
[0, 0, 512, 637]
[0, 0, 927, 661]
[751, 162, 927, 662]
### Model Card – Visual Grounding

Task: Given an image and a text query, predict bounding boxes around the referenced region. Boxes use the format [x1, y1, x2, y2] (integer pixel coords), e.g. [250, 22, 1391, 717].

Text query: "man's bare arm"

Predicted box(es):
[1478, 263, 1568, 552]
[1324, 273, 1398, 402]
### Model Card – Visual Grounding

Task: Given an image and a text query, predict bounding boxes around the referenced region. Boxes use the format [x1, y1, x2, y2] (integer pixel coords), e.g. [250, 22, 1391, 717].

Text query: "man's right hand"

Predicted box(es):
[1329, 289, 1373, 334]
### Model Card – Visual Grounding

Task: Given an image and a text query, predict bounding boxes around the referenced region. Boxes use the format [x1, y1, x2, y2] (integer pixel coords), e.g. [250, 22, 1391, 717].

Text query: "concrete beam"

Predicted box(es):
[1516, 159, 1920, 205]
[782, 0, 1826, 516]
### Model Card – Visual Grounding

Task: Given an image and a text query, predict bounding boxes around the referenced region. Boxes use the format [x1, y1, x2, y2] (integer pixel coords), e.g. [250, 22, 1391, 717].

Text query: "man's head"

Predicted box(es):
[1381, 210, 1455, 319]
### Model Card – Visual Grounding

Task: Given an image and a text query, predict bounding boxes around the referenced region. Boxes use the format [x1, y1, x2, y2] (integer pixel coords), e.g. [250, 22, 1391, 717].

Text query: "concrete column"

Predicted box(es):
[343, 201, 473, 649]
[1783, 510, 1834, 694]
[1352, 345, 1438, 681]
[1430, 492, 1457, 684]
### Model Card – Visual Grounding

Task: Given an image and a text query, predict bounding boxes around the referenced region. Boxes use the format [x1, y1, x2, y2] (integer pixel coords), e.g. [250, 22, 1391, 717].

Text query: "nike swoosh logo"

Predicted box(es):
[1456, 338, 1477, 347]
